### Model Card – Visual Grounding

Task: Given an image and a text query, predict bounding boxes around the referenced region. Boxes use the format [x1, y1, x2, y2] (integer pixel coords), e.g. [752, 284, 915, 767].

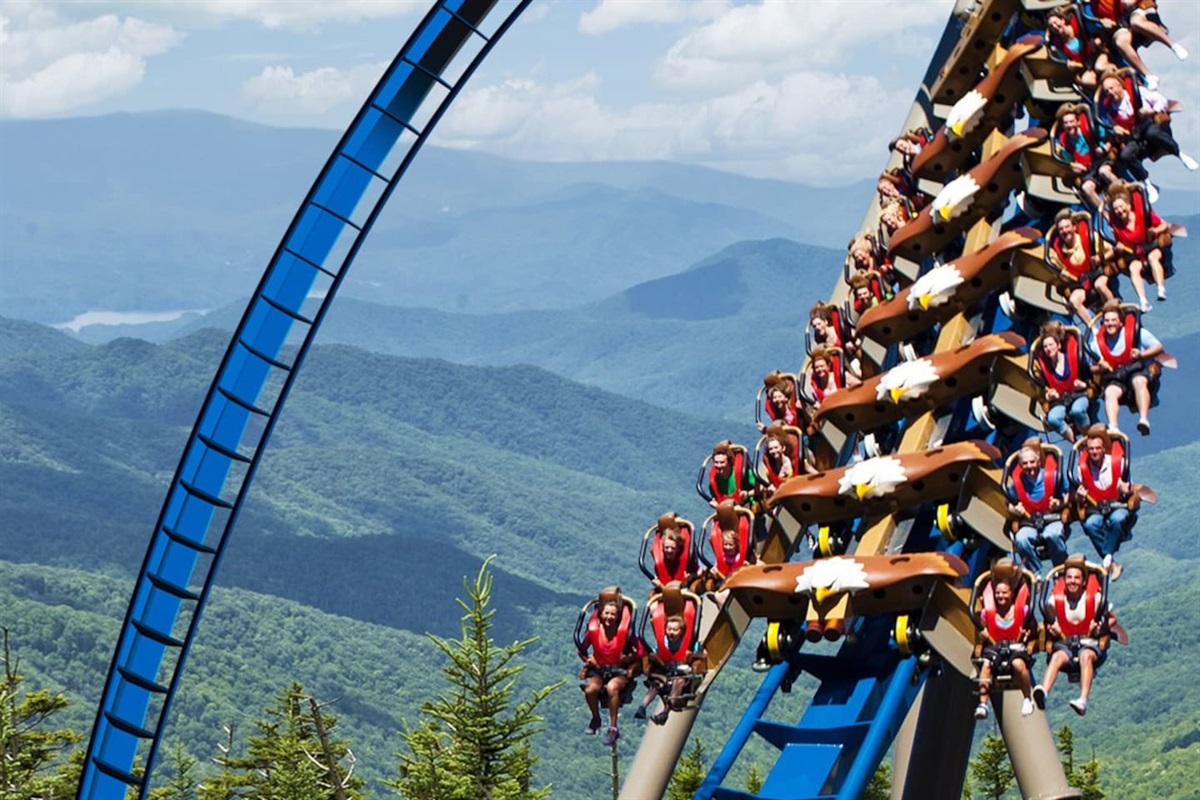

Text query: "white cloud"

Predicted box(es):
[240, 60, 388, 114]
[0, 11, 182, 117]
[656, 0, 954, 92]
[21, 0, 424, 32]
[435, 68, 909, 184]
[578, 0, 728, 36]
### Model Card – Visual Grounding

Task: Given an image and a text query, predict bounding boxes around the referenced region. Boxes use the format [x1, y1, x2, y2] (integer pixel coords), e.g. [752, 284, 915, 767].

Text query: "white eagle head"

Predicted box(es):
[794, 556, 871, 604]
[838, 455, 908, 501]
[946, 89, 988, 140]
[876, 358, 941, 404]
[907, 263, 963, 311]
[931, 174, 980, 222]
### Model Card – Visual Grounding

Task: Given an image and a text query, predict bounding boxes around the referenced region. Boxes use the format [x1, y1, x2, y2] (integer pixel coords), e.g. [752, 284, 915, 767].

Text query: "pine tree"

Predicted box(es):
[147, 742, 199, 800]
[968, 733, 1014, 800]
[389, 557, 562, 800]
[744, 761, 764, 794]
[864, 762, 892, 800]
[666, 738, 705, 800]
[1056, 725, 1104, 800]
[0, 627, 83, 799]
[222, 682, 365, 800]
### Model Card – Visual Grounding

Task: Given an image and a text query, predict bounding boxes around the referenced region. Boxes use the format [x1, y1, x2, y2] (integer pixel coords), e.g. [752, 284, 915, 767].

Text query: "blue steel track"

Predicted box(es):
[78, 2, 530, 796]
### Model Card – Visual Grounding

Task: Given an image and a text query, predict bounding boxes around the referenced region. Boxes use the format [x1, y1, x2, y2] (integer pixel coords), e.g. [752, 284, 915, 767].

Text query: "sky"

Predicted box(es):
[1, 0, 1198, 188]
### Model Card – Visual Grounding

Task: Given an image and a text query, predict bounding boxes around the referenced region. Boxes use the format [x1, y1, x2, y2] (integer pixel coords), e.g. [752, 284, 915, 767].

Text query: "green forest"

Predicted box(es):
[2, 321, 1198, 798]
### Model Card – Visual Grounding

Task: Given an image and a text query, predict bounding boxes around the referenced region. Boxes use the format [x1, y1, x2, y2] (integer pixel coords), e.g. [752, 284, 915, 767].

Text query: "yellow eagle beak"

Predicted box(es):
[814, 586, 837, 604]
[919, 294, 933, 310]
[937, 205, 954, 222]
[855, 483, 871, 501]
[950, 121, 964, 138]
[889, 386, 906, 404]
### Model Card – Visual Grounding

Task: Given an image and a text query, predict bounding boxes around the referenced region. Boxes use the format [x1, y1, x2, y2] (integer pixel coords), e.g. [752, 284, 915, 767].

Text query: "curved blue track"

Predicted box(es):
[79, 2, 530, 795]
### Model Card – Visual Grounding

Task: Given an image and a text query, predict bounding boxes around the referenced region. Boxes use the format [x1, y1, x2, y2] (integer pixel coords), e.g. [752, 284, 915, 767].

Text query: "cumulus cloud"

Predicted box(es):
[435, 68, 909, 184]
[240, 60, 389, 114]
[579, 0, 728, 36]
[22, 0, 423, 32]
[655, 0, 954, 92]
[0, 11, 182, 117]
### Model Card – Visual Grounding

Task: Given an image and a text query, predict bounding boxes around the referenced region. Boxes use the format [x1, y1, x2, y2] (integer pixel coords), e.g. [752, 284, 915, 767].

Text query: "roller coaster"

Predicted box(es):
[79, 0, 1188, 798]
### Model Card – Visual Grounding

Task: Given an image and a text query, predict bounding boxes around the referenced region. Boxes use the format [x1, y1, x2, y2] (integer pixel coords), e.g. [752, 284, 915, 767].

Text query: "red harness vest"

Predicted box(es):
[1052, 574, 1102, 637]
[709, 451, 748, 504]
[1051, 225, 1093, 280]
[651, 530, 693, 585]
[1079, 448, 1124, 504]
[587, 608, 635, 666]
[810, 357, 843, 402]
[982, 583, 1030, 644]
[1056, 113, 1095, 168]
[1095, 314, 1137, 368]
[648, 602, 697, 665]
[711, 516, 751, 576]
[1039, 338, 1083, 396]
[1011, 459, 1059, 514]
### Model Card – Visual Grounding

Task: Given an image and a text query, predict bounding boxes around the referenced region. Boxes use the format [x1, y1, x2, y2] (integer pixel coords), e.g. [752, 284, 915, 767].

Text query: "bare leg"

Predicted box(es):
[1149, 250, 1166, 297]
[1041, 650, 1069, 694]
[606, 676, 627, 727]
[1078, 649, 1097, 702]
[584, 678, 604, 728]
[1129, 15, 1175, 50]
[1111, 28, 1155, 78]
[1104, 384, 1124, 430]
[1128, 259, 1149, 306]
[1012, 658, 1033, 699]
[1132, 374, 1152, 424]
[1080, 178, 1104, 209]
[1068, 288, 1090, 321]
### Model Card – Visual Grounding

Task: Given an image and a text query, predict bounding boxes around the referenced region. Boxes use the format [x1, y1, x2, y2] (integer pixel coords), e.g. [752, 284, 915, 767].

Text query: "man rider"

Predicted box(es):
[1072, 425, 1134, 580]
[1034, 555, 1116, 716]
[1005, 443, 1069, 573]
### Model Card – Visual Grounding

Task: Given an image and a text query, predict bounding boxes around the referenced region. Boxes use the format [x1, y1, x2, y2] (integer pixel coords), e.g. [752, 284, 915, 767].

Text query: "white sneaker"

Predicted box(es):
[1140, 299, 1153, 313]
[1180, 153, 1199, 171]
[1021, 697, 1034, 717]
[1145, 74, 1159, 92]
[1102, 553, 1113, 570]
[1158, 285, 1167, 302]
[1146, 181, 1160, 204]
[1069, 697, 1088, 716]
[1033, 684, 1047, 710]
[1171, 42, 1189, 61]
[974, 703, 988, 720]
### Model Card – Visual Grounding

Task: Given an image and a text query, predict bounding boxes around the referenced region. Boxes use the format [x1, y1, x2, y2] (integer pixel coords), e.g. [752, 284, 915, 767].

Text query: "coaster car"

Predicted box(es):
[860, 228, 1040, 347]
[887, 129, 1047, 265]
[768, 440, 1002, 526]
[638, 513, 699, 590]
[723, 552, 969, 644]
[913, 35, 1044, 184]
[813, 332, 1025, 435]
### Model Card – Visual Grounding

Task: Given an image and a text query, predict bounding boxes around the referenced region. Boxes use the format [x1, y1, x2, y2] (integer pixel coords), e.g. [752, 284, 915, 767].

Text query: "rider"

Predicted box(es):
[1087, 300, 1163, 435]
[707, 443, 756, 508]
[974, 561, 1038, 720]
[1103, 185, 1172, 310]
[1045, 209, 1114, 320]
[634, 614, 693, 726]
[579, 592, 643, 745]
[1034, 555, 1116, 716]
[1072, 424, 1135, 580]
[1033, 321, 1093, 442]
[1005, 442, 1069, 573]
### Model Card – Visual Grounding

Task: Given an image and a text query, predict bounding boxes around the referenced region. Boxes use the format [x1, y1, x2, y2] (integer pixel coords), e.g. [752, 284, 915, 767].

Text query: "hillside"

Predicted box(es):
[0, 110, 888, 322]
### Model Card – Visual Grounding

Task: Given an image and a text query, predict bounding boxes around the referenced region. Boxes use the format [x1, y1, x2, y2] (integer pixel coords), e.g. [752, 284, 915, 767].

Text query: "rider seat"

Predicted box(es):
[798, 347, 849, 409]
[696, 441, 753, 507]
[1002, 442, 1069, 560]
[574, 587, 642, 699]
[756, 371, 803, 432]
[1068, 426, 1138, 517]
[638, 513, 699, 589]
[639, 583, 706, 708]
[970, 558, 1039, 682]
[698, 504, 755, 583]
[1038, 554, 1110, 682]
[755, 423, 804, 491]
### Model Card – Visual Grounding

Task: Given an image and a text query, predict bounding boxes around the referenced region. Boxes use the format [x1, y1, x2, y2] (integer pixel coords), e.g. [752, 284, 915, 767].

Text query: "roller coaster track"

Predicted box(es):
[79, 0, 1153, 797]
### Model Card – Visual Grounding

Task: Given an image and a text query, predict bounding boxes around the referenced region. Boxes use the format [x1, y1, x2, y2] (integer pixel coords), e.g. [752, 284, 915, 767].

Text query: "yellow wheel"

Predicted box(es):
[817, 526, 833, 557]
[895, 615, 911, 656]
[936, 504, 955, 540]
[766, 621, 783, 662]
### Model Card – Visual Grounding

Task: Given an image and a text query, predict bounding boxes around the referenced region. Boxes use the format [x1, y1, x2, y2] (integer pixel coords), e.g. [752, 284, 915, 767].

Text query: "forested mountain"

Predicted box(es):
[2, 323, 1198, 797]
